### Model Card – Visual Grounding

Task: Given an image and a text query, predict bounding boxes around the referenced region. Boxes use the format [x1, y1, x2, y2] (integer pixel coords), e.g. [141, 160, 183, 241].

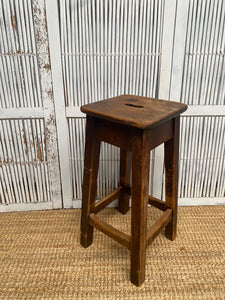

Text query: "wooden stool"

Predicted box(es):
[80, 95, 187, 286]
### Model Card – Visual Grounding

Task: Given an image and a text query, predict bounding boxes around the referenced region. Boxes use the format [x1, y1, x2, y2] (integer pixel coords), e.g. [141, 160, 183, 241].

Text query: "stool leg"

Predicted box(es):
[118, 149, 131, 215]
[80, 117, 101, 248]
[164, 117, 180, 241]
[130, 132, 150, 286]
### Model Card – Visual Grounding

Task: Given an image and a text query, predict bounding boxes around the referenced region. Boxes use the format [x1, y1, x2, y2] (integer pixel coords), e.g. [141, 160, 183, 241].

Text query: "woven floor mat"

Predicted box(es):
[0, 206, 225, 299]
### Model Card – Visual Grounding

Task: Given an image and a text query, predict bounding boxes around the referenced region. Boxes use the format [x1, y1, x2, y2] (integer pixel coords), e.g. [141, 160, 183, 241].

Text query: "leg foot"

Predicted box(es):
[80, 229, 93, 248]
[130, 270, 145, 287]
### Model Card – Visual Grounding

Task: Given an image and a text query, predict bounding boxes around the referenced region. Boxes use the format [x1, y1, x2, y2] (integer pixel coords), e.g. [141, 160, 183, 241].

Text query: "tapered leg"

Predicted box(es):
[80, 116, 101, 248]
[130, 131, 150, 286]
[118, 149, 131, 215]
[164, 117, 180, 241]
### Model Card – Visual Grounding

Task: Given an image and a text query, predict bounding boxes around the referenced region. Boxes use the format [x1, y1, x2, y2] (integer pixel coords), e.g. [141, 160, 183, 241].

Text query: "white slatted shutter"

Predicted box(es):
[1, 0, 224, 212]
[171, 0, 225, 205]
[0, 0, 62, 212]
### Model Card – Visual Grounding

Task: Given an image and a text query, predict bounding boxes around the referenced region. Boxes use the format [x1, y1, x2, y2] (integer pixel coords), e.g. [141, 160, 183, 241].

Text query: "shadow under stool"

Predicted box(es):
[80, 95, 187, 286]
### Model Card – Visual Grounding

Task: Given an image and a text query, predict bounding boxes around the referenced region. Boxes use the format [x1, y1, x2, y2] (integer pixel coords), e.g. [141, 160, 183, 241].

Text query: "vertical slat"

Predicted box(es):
[0, 167, 6, 204]
[2, 120, 23, 203]
[1, 1, 18, 108]
[178, 118, 185, 197]
[20, 119, 36, 203]
[68, 119, 74, 199]
[85, 1, 92, 101]
[60, 0, 67, 105]
[76, 119, 83, 199]
[212, 0, 225, 105]
[0, 121, 15, 203]
[151, 0, 159, 96]
[23, 119, 39, 202]
[190, 117, 200, 196]
[207, 0, 222, 105]
[153, 0, 176, 199]
[146, 0, 153, 97]
[142, 0, 150, 96]
[210, 117, 222, 196]
[34, 118, 45, 201]
[14, 0, 33, 107]
[215, 117, 225, 196]
[37, 118, 47, 202]
[26, 0, 42, 106]
[193, 117, 203, 197]
[70, 0, 76, 106]
[203, 118, 215, 197]
[63, 0, 70, 106]
[1, 1, 24, 108]
[173, 0, 225, 201]
[217, 118, 225, 196]
[10, 120, 29, 202]
[126, 0, 133, 94]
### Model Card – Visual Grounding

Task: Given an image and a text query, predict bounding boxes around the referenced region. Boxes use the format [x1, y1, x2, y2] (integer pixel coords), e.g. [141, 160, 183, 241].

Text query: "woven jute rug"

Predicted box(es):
[0, 206, 224, 299]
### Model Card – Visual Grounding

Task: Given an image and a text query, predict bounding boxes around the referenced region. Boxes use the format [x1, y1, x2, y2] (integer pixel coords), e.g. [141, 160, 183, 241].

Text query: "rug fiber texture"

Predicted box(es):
[0, 206, 225, 299]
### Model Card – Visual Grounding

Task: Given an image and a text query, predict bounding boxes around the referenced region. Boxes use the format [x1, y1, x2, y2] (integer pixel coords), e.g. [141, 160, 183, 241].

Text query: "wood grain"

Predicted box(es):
[94, 186, 123, 214]
[81, 95, 187, 129]
[89, 213, 131, 250]
[148, 195, 167, 211]
[146, 208, 172, 248]
[80, 116, 101, 248]
[130, 130, 150, 286]
[118, 149, 131, 214]
[164, 117, 180, 241]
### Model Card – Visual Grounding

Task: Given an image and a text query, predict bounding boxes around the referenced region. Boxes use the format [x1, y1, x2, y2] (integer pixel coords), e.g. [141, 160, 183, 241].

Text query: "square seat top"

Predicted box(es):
[81, 95, 187, 129]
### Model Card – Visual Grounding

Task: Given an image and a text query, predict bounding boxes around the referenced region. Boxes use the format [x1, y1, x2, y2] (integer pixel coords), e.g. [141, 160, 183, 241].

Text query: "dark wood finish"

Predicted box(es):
[148, 119, 173, 150]
[148, 195, 167, 211]
[95, 118, 134, 151]
[89, 213, 131, 250]
[164, 117, 180, 241]
[81, 95, 187, 129]
[130, 130, 150, 287]
[94, 112, 174, 152]
[94, 186, 123, 214]
[126, 186, 131, 195]
[118, 149, 131, 214]
[80, 116, 101, 248]
[146, 208, 172, 248]
[80, 95, 187, 286]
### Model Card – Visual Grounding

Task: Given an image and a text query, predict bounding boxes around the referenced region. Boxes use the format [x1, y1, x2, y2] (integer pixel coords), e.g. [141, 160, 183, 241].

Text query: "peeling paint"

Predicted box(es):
[0, 1, 53, 207]
[43, 63, 51, 70]
[22, 133, 28, 156]
[32, 0, 62, 206]
[34, 136, 44, 162]
[11, 15, 17, 32]
[0, 158, 15, 168]
[47, 90, 53, 98]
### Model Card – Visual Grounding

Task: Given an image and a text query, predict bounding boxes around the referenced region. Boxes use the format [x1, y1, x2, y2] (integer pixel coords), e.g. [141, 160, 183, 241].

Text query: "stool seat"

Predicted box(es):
[81, 95, 187, 129]
[80, 95, 187, 286]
